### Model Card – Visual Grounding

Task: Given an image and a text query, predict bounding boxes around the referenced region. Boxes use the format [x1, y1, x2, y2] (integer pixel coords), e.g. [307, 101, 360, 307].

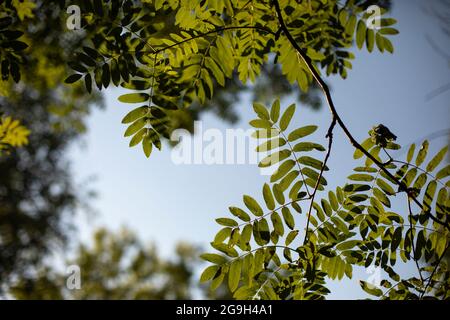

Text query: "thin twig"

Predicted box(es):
[393, 159, 448, 188]
[407, 198, 425, 283]
[420, 243, 450, 299]
[303, 117, 337, 244]
[151, 26, 276, 54]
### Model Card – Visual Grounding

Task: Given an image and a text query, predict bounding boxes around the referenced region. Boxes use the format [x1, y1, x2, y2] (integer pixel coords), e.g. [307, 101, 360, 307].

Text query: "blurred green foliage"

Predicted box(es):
[9, 227, 232, 300]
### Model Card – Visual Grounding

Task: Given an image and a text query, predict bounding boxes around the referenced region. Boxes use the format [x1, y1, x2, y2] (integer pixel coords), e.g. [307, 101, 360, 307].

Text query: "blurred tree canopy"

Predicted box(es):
[0, 0, 102, 291]
[9, 227, 231, 300]
[0, 0, 329, 295]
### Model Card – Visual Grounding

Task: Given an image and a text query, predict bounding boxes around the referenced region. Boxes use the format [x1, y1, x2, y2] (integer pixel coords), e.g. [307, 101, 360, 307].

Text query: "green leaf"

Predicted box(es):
[423, 181, 437, 211]
[211, 269, 225, 290]
[125, 118, 146, 137]
[262, 183, 275, 210]
[142, 135, 152, 158]
[293, 142, 325, 152]
[376, 178, 395, 195]
[229, 207, 251, 222]
[406, 144, 415, 163]
[122, 106, 148, 124]
[102, 63, 110, 88]
[228, 259, 242, 292]
[205, 57, 225, 86]
[415, 140, 429, 166]
[435, 232, 447, 257]
[279, 103, 296, 131]
[249, 119, 272, 129]
[259, 149, 291, 168]
[376, 33, 385, 52]
[415, 230, 426, 260]
[110, 59, 120, 86]
[391, 227, 402, 252]
[345, 14, 357, 35]
[253, 102, 270, 120]
[147, 129, 162, 150]
[298, 156, 327, 171]
[121, 80, 152, 90]
[200, 253, 227, 265]
[214, 227, 232, 243]
[321, 199, 333, 217]
[284, 247, 292, 262]
[243, 195, 263, 216]
[84, 73, 92, 93]
[211, 242, 238, 258]
[374, 188, 390, 207]
[381, 18, 397, 27]
[402, 168, 418, 187]
[379, 27, 399, 35]
[256, 138, 286, 152]
[356, 20, 367, 49]
[258, 218, 270, 239]
[289, 181, 303, 201]
[94, 67, 103, 90]
[64, 74, 82, 84]
[200, 265, 220, 283]
[273, 184, 285, 205]
[78, 52, 96, 67]
[271, 212, 284, 236]
[271, 160, 295, 182]
[366, 28, 375, 52]
[383, 37, 394, 54]
[360, 280, 382, 297]
[119, 93, 150, 104]
[252, 128, 281, 140]
[314, 202, 325, 222]
[282, 207, 295, 230]
[84, 51, 100, 65]
[285, 230, 298, 246]
[216, 218, 238, 227]
[68, 61, 87, 73]
[336, 240, 359, 251]
[302, 167, 327, 186]
[328, 191, 339, 211]
[413, 172, 428, 192]
[426, 146, 448, 172]
[129, 128, 146, 147]
[279, 170, 300, 191]
[436, 164, 450, 180]
[354, 138, 374, 159]
[288, 125, 318, 142]
[254, 219, 270, 245]
[270, 99, 280, 122]
[348, 173, 374, 182]
[240, 224, 252, 246]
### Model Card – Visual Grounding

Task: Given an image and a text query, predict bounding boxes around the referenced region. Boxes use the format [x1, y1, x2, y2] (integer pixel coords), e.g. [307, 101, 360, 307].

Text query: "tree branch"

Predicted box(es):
[151, 26, 276, 54]
[272, 0, 450, 232]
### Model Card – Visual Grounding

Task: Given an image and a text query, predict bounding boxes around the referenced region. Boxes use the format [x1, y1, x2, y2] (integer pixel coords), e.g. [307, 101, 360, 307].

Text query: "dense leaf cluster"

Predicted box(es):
[63, 0, 397, 157]
[201, 101, 450, 300]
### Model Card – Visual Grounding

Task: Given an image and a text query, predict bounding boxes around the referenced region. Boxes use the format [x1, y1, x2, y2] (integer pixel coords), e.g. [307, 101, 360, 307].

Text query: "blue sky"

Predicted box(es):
[68, 0, 449, 299]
